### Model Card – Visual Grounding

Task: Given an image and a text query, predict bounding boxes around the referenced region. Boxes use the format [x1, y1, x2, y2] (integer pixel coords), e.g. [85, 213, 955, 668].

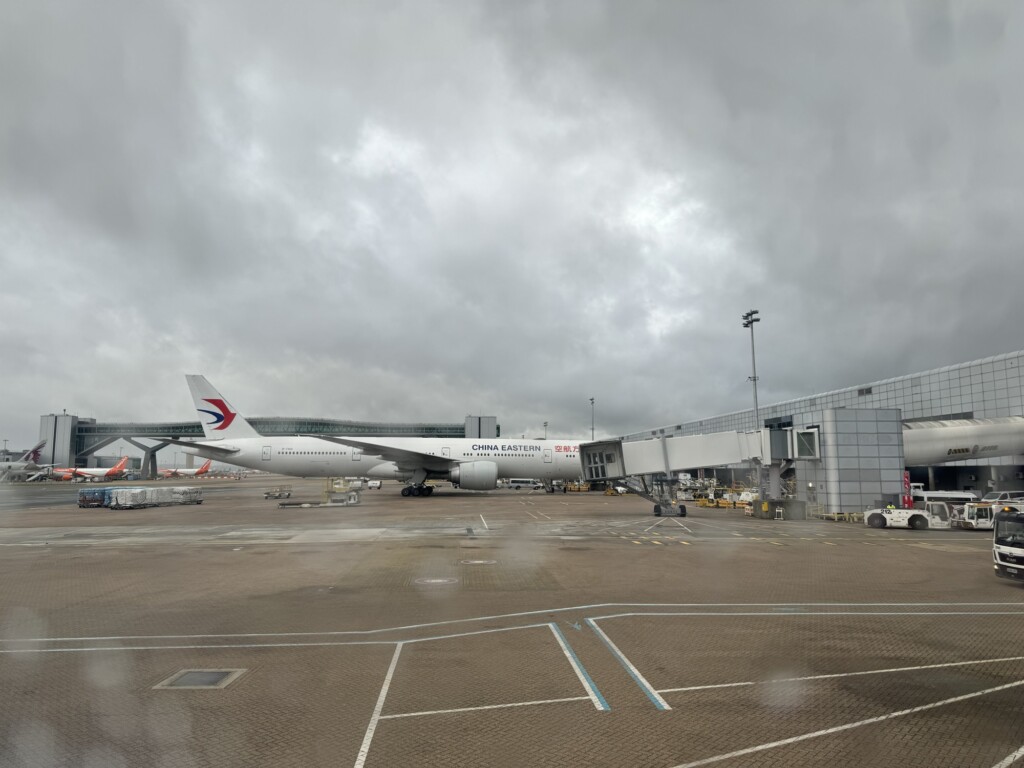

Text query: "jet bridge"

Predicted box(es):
[581, 430, 769, 483]
[581, 429, 778, 516]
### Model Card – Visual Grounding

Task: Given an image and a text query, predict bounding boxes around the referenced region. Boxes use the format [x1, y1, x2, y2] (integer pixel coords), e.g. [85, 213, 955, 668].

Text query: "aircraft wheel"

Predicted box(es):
[425, 486, 434, 496]
[411, 486, 421, 496]
[401, 487, 411, 497]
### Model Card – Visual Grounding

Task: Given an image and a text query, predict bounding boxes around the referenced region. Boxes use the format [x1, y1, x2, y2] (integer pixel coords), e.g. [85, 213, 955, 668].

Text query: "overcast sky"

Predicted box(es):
[2, 0, 1023, 450]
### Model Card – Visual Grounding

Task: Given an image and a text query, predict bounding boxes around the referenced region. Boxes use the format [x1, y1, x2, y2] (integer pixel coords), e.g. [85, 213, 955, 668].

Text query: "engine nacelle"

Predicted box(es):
[449, 461, 499, 491]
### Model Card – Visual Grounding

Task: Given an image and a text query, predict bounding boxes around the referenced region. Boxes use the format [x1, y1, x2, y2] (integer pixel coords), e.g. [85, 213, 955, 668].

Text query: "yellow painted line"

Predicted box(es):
[632, 541, 642, 545]
[678, 540, 692, 545]
[651, 541, 664, 545]
[823, 541, 837, 546]
[768, 541, 784, 546]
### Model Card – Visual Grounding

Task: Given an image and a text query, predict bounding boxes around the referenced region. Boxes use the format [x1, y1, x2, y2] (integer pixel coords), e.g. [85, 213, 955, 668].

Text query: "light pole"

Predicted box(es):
[742, 310, 764, 500]
[543, 421, 548, 439]
[589, 398, 595, 441]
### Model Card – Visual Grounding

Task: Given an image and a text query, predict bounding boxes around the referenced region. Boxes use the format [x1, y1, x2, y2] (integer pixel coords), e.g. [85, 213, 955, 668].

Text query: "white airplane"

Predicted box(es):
[162, 375, 582, 497]
[0, 440, 48, 482]
[158, 458, 213, 478]
[51, 456, 130, 482]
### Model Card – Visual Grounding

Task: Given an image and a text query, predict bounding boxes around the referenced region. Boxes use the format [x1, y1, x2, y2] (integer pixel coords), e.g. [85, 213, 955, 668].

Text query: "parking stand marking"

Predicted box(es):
[549, 623, 610, 711]
[354, 642, 403, 768]
[585, 618, 670, 710]
[992, 744, 1024, 768]
[668, 678, 1024, 768]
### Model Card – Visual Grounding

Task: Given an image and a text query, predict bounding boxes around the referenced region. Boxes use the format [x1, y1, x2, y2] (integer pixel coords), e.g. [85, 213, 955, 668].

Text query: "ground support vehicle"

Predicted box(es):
[264, 486, 292, 499]
[864, 501, 956, 530]
[993, 505, 1024, 580]
[78, 488, 114, 508]
[953, 502, 997, 530]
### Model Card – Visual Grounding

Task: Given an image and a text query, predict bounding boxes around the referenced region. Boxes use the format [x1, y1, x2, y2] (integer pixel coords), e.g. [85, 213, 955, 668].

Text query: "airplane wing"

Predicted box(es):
[158, 437, 240, 456]
[310, 436, 455, 472]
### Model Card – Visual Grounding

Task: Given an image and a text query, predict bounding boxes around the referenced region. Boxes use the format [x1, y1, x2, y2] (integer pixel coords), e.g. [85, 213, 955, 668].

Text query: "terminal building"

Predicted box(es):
[612, 351, 1024, 515]
[37, 414, 499, 477]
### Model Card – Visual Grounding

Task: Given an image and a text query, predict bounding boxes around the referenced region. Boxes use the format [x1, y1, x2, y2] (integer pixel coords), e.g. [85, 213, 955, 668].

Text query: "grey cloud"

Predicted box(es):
[2, 0, 1023, 448]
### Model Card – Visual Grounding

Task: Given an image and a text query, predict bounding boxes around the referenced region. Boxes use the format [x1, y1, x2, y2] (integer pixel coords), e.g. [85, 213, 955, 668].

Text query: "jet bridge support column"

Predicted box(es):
[123, 438, 167, 480]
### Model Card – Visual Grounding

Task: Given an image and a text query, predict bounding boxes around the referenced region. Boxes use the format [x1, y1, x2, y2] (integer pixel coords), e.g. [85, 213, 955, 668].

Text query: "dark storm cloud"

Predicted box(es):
[2, 0, 1022, 448]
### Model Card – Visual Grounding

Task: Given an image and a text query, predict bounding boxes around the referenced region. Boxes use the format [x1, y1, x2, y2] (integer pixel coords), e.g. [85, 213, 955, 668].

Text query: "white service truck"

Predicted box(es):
[865, 501, 957, 530]
[952, 502, 998, 531]
[993, 504, 1024, 580]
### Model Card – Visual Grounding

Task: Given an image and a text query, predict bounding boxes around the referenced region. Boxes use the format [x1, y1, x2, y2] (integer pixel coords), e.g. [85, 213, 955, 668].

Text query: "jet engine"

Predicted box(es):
[449, 461, 499, 490]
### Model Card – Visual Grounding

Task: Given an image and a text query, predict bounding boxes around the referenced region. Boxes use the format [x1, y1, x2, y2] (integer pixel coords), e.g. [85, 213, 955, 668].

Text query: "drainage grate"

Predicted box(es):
[154, 669, 246, 690]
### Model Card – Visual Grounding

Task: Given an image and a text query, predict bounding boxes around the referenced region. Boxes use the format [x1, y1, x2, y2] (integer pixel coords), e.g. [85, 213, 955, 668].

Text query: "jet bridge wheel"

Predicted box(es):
[653, 505, 662, 517]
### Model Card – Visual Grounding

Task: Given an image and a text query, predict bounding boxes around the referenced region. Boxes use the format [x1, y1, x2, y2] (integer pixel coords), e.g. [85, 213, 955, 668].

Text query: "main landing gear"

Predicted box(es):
[401, 484, 435, 497]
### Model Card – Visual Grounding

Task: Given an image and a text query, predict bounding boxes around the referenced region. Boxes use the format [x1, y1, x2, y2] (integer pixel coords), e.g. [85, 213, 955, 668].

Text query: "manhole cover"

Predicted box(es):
[460, 559, 497, 565]
[154, 669, 246, 690]
[414, 577, 458, 585]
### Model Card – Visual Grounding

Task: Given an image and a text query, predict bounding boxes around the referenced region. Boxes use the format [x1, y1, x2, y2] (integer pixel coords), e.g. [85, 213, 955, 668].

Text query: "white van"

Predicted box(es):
[507, 478, 543, 490]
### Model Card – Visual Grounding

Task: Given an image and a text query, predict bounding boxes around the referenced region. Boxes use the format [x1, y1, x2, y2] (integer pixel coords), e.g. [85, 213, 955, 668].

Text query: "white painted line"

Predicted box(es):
[379, 696, 591, 720]
[549, 624, 609, 711]
[535, 510, 552, 520]
[404, 623, 551, 645]
[586, 619, 670, 710]
[0, 640, 396, 654]
[354, 642, 403, 768]
[592, 611, 1024, 622]
[669, 678, 1024, 768]
[644, 519, 668, 533]
[522, 508, 539, 519]
[658, 655, 1024, 694]
[9, 603, 1024, 644]
[671, 519, 692, 532]
[479, 515, 489, 530]
[991, 744, 1024, 768]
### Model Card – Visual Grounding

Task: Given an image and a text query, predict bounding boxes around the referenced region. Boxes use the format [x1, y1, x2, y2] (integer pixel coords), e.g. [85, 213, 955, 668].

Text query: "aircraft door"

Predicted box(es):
[442, 447, 450, 459]
[353, 449, 361, 462]
[262, 446, 272, 461]
[543, 449, 552, 463]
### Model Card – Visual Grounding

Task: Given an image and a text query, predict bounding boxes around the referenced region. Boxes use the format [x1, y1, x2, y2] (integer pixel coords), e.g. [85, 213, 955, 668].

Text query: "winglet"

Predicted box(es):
[186, 375, 262, 440]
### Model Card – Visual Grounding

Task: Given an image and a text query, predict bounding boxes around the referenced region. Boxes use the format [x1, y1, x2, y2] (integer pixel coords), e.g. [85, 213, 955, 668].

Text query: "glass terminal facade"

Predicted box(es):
[622, 350, 1024, 470]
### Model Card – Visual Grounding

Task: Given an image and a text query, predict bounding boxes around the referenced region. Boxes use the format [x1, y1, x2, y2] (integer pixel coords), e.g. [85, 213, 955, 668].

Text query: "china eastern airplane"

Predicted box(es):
[161, 375, 582, 497]
[51, 456, 130, 481]
[158, 459, 212, 479]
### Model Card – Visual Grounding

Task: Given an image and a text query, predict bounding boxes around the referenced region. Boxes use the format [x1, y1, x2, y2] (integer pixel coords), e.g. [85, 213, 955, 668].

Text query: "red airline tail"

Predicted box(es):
[107, 456, 129, 476]
[196, 459, 212, 475]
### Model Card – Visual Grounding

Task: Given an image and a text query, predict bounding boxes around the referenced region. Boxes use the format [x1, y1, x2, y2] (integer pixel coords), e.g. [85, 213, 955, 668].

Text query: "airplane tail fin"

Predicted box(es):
[113, 456, 129, 473]
[197, 459, 212, 475]
[186, 375, 262, 440]
[19, 440, 46, 463]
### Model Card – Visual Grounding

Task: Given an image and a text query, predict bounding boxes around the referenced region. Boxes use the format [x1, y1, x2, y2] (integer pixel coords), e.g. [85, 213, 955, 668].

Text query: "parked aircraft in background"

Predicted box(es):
[158, 375, 582, 497]
[159, 459, 213, 478]
[0, 440, 48, 482]
[51, 456, 130, 481]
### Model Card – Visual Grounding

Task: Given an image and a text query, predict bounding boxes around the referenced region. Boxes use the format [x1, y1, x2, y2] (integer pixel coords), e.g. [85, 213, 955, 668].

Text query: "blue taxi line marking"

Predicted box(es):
[585, 618, 670, 710]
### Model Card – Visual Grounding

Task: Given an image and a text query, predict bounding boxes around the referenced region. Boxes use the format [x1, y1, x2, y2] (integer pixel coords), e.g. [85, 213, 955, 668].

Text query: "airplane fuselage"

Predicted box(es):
[183, 436, 582, 484]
